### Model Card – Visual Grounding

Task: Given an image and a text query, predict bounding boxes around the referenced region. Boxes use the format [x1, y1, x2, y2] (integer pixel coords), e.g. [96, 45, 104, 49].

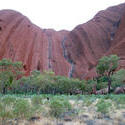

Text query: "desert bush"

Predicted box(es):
[31, 95, 43, 105]
[54, 76, 85, 94]
[49, 99, 72, 118]
[0, 95, 43, 124]
[94, 76, 108, 90]
[96, 82, 107, 90]
[16, 71, 85, 95]
[31, 96, 43, 116]
[84, 80, 95, 93]
[112, 95, 125, 109]
[1, 95, 16, 104]
[82, 96, 95, 106]
[0, 96, 15, 125]
[111, 69, 125, 89]
[13, 99, 33, 120]
[96, 99, 112, 114]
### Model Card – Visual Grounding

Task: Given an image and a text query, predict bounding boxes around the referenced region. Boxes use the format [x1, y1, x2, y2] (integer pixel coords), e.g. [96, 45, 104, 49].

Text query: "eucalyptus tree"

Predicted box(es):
[0, 58, 23, 94]
[96, 55, 119, 93]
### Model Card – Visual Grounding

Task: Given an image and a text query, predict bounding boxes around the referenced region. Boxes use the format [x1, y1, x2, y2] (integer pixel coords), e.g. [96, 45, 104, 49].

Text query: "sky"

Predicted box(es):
[0, 0, 124, 31]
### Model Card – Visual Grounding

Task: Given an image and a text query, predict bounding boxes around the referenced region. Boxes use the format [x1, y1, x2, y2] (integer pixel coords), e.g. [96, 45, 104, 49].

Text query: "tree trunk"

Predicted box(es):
[2, 87, 6, 94]
[13, 88, 16, 94]
[108, 79, 111, 94]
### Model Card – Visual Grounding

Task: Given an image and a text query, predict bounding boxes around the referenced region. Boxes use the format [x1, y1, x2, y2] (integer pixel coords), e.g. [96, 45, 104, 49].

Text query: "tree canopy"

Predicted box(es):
[0, 58, 24, 94]
[96, 55, 120, 93]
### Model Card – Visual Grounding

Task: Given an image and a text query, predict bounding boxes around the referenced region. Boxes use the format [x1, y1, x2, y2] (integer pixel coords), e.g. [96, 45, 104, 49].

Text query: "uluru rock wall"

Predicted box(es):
[65, 3, 125, 79]
[0, 3, 125, 79]
[0, 10, 70, 76]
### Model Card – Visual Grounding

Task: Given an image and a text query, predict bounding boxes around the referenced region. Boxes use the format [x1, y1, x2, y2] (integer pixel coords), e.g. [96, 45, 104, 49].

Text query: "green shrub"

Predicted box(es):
[112, 69, 125, 83]
[13, 99, 32, 120]
[49, 99, 72, 118]
[112, 95, 125, 109]
[112, 69, 125, 89]
[54, 76, 84, 94]
[111, 69, 125, 90]
[31, 95, 43, 105]
[96, 82, 107, 90]
[83, 97, 94, 106]
[96, 99, 112, 114]
[1, 95, 16, 104]
[0, 97, 14, 124]
[84, 80, 95, 93]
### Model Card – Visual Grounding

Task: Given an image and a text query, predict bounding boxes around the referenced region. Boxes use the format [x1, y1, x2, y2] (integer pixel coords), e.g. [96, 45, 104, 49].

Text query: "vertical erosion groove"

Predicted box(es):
[110, 19, 121, 41]
[46, 33, 52, 70]
[26, 32, 37, 73]
[0, 26, 2, 31]
[62, 37, 75, 78]
[37, 61, 41, 71]
[68, 63, 75, 78]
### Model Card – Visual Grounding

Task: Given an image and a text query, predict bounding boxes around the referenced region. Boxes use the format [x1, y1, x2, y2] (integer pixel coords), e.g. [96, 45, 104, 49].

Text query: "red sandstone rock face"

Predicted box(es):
[65, 3, 125, 79]
[0, 3, 125, 79]
[0, 10, 70, 76]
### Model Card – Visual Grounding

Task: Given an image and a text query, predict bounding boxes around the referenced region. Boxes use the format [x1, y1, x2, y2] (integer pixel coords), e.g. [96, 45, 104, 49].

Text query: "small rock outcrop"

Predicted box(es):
[114, 86, 125, 94]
